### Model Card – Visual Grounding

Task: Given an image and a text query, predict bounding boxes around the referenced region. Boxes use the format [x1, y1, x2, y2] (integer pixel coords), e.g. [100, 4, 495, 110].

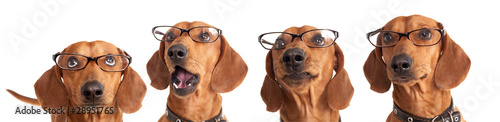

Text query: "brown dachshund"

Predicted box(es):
[147, 21, 247, 122]
[364, 15, 470, 122]
[259, 25, 354, 121]
[7, 40, 147, 122]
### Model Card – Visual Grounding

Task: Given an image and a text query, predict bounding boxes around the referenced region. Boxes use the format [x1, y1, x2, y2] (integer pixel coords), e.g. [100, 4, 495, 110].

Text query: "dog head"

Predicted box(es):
[364, 15, 471, 93]
[147, 21, 247, 98]
[35, 40, 146, 113]
[260, 25, 353, 111]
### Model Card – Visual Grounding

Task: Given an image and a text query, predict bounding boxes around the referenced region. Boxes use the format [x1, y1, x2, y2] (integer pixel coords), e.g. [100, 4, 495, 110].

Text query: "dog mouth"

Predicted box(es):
[391, 76, 415, 83]
[79, 102, 104, 107]
[285, 72, 314, 79]
[171, 66, 199, 96]
[283, 72, 317, 86]
[79, 97, 105, 107]
[391, 73, 428, 84]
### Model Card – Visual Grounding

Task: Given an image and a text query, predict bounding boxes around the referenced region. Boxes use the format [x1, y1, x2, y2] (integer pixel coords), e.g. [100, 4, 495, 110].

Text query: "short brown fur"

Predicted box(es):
[147, 21, 248, 121]
[261, 26, 354, 122]
[363, 15, 470, 121]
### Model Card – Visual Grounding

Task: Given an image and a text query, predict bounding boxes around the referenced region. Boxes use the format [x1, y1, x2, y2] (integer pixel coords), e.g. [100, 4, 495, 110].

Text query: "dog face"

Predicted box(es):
[32, 41, 146, 114]
[364, 15, 471, 93]
[58, 41, 125, 106]
[270, 26, 337, 91]
[261, 25, 354, 112]
[380, 16, 443, 86]
[163, 22, 221, 97]
[148, 21, 247, 98]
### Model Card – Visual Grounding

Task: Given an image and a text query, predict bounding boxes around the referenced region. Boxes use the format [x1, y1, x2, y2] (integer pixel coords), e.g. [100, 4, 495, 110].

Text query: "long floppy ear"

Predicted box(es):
[34, 65, 68, 113]
[116, 67, 147, 113]
[434, 23, 471, 90]
[363, 40, 391, 93]
[211, 36, 248, 93]
[326, 44, 354, 110]
[260, 51, 283, 112]
[147, 41, 171, 90]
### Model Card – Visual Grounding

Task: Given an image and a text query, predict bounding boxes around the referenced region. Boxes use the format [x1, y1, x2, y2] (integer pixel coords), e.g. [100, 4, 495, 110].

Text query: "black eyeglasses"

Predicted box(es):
[258, 29, 339, 50]
[152, 26, 222, 43]
[53, 53, 131, 72]
[367, 28, 446, 47]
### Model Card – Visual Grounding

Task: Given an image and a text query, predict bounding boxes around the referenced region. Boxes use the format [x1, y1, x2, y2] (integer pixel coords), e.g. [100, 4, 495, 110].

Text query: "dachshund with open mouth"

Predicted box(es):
[364, 15, 470, 122]
[7, 40, 147, 122]
[259, 25, 354, 122]
[147, 21, 248, 122]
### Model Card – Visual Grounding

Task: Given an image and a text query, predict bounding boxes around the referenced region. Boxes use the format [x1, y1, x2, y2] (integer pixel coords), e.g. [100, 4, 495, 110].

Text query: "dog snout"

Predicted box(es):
[282, 48, 306, 72]
[390, 54, 413, 74]
[168, 44, 188, 63]
[81, 81, 104, 101]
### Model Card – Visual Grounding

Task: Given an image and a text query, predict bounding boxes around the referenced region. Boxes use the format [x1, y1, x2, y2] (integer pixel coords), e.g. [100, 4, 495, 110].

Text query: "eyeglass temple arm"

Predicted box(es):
[120, 49, 132, 64]
[154, 30, 165, 35]
[52, 52, 61, 61]
[261, 40, 273, 45]
[367, 28, 383, 38]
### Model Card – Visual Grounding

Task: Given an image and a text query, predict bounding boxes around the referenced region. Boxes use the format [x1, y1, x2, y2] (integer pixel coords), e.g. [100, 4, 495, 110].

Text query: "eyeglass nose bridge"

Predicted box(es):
[79, 56, 106, 71]
[177, 28, 190, 36]
[289, 33, 303, 43]
[398, 33, 412, 43]
[86, 58, 102, 70]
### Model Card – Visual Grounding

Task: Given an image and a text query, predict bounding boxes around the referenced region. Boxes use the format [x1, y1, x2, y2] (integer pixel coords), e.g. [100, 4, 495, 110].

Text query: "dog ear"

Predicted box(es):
[211, 36, 248, 93]
[34, 65, 68, 113]
[117, 67, 147, 113]
[434, 23, 471, 90]
[326, 44, 354, 110]
[363, 40, 391, 93]
[260, 51, 283, 112]
[147, 41, 171, 90]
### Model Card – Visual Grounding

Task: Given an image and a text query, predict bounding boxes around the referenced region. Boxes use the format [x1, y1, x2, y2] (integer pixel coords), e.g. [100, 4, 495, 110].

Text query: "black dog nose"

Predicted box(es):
[390, 54, 413, 73]
[167, 44, 188, 62]
[282, 48, 306, 71]
[81, 81, 104, 101]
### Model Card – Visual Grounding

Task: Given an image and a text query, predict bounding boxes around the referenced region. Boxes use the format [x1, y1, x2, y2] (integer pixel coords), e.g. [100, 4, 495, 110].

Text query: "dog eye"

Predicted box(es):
[198, 31, 211, 42]
[418, 29, 432, 40]
[166, 32, 176, 42]
[311, 34, 325, 46]
[275, 38, 285, 49]
[104, 56, 116, 66]
[383, 32, 393, 44]
[67, 56, 79, 68]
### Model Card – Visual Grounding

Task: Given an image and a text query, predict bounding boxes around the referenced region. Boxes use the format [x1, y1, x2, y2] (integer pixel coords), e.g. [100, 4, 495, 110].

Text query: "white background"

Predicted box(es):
[1, 0, 499, 121]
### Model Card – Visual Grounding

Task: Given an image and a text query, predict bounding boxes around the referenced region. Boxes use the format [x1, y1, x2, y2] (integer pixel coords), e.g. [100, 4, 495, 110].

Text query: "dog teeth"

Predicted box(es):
[173, 83, 179, 89]
[187, 83, 192, 86]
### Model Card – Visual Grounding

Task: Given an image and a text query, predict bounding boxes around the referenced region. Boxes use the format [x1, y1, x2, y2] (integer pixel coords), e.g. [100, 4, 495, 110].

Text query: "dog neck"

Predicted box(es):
[167, 87, 222, 121]
[66, 100, 123, 122]
[279, 78, 340, 121]
[392, 76, 452, 118]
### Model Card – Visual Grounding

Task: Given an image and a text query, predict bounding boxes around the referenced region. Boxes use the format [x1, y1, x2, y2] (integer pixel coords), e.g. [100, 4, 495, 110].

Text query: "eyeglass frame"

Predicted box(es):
[366, 28, 446, 48]
[152, 26, 223, 43]
[258, 29, 339, 50]
[52, 52, 132, 72]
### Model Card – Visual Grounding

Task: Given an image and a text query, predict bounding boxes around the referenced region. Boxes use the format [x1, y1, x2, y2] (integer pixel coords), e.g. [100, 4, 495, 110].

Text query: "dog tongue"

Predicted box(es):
[176, 68, 193, 89]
